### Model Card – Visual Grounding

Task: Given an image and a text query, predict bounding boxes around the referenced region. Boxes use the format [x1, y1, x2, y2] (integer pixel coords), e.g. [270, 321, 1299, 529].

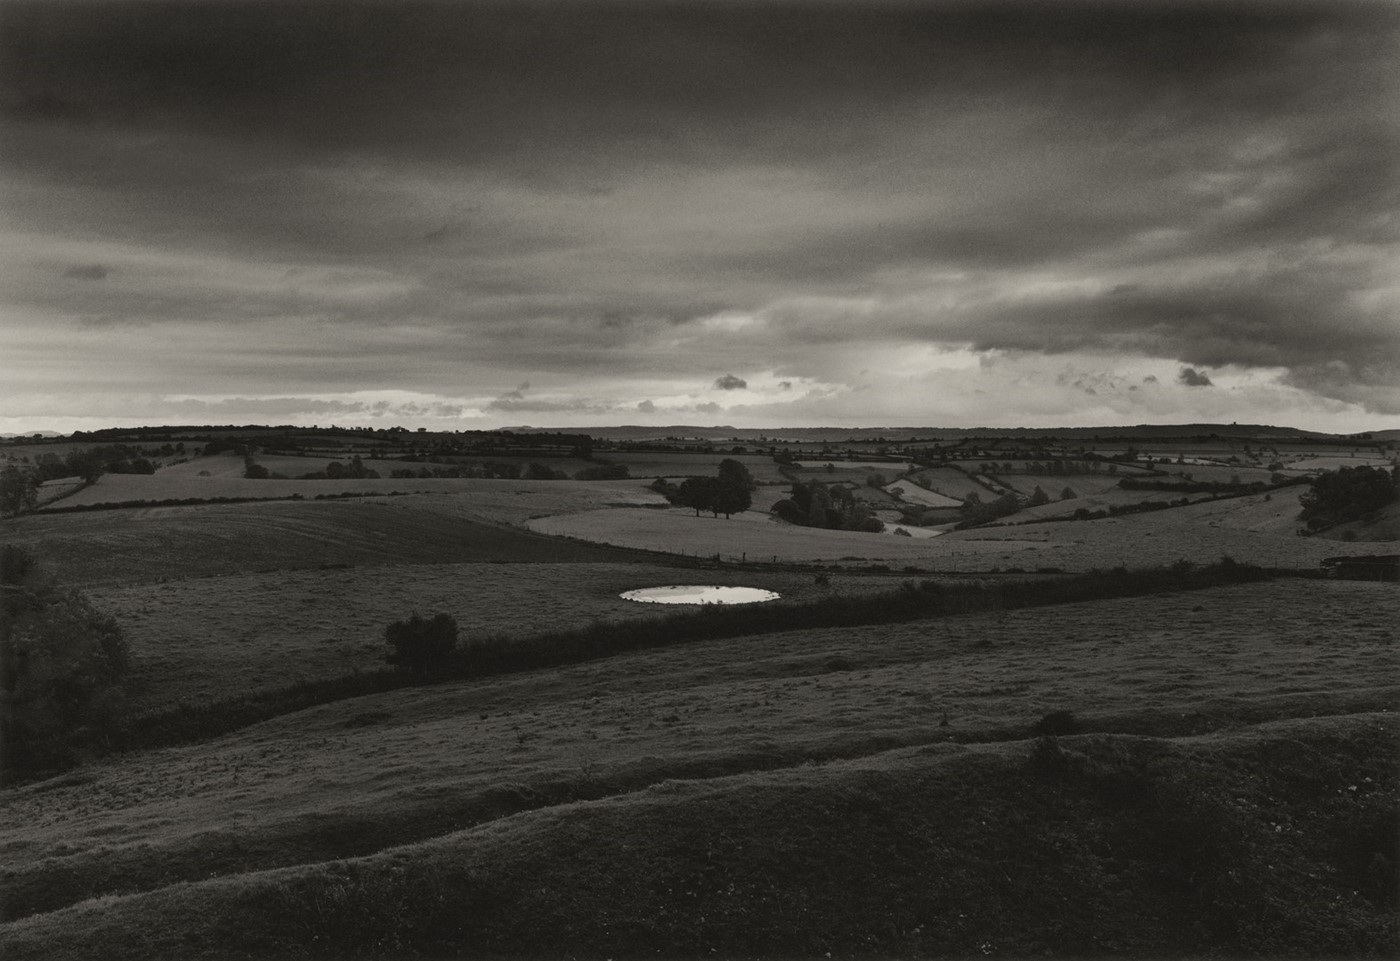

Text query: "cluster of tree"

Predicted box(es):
[954, 491, 1023, 528]
[653, 459, 756, 518]
[1, 546, 131, 780]
[0, 445, 169, 515]
[297, 456, 382, 481]
[1298, 465, 1399, 532]
[772, 479, 882, 532]
[28, 445, 157, 482]
[384, 612, 458, 674]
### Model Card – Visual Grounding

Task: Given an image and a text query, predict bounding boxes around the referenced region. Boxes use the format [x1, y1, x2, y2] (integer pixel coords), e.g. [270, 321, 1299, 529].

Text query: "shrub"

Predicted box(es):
[1031, 710, 1079, 737]
[384, 613, 458, 674]
[1, 547, 131, 780]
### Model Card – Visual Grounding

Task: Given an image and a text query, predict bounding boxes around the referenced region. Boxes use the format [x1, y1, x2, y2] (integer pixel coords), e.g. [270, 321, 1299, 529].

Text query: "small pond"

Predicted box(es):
[620, 585, 781, 605]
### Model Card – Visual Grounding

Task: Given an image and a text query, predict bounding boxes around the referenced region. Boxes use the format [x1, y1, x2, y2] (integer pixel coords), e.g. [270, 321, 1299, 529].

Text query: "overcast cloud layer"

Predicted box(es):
[2, 0, 1397, 432]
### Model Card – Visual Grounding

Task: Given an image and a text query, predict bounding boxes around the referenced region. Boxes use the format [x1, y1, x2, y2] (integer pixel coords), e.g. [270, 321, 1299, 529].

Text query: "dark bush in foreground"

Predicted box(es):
[1, 546, 131, 782]
[384, 612, 458, 673]
[1031, 710, 1079, 737]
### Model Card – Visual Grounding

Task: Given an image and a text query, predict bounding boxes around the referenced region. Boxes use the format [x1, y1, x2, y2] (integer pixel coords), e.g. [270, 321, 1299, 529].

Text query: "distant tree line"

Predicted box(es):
[387, 461, 628, 481]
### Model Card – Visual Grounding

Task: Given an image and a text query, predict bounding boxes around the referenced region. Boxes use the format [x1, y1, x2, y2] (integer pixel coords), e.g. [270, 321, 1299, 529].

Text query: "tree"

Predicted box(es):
[1060, 486, 1078, 501]
[1298, 465, 1399, 531]
[384, 612, 458, 674]
[526, 462, 566, 480]
[674, 476, 721, 516]
[717, 458, 756, 491]
[1, 546, 131, 778]
[0, 466, 37, 517]
[710, 482, 752, 518]
[1028, 485, 1050, 507]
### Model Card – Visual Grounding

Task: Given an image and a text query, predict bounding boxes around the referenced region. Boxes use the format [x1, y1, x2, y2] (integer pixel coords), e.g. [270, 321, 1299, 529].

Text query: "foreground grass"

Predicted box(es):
[2, 713, 1395, 960]
[2, 577, 1394, 946]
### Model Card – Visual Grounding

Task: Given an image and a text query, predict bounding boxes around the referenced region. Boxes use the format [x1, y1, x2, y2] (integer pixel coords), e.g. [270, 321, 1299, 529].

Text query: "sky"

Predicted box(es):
[2, 0, 1398, 434]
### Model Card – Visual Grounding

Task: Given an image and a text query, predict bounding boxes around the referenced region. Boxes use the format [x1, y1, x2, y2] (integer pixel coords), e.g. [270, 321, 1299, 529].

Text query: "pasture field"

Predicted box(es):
[4, 426, 1397, 960]
[526, 491, 1398, 571]
[89, 562, 910, 712]
[994, 472, 1128, 499]
[3, 493, 655, 587]
[33, 477, 86, 507]
[884, 481, 960, 508]
[39, 464, 488, 508]
[991, 486, 1220, 525]
[1, 578, 1394, 959]
[906, 466, 989, 501]
[1145, 463, 1279, 484]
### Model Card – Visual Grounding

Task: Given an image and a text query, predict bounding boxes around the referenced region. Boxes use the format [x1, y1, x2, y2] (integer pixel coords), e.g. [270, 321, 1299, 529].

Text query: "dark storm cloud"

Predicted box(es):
[2, 0, 1397, 425]
[7, 1, 1392, 185]
[1178, 367, 1213, 388]
[713, 374, 747, 391]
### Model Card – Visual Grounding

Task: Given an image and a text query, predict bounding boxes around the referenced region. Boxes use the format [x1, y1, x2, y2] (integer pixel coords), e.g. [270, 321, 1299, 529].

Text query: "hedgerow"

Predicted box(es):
[95, 558, 1281, 763]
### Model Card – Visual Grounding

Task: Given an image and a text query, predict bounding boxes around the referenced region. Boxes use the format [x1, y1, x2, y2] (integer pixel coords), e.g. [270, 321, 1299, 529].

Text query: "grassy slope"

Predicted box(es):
[1, 579, 1395, 957]
[3, 715, 1394, 960]
[90, 563, 908, 711]
[1, 495, 652, 587]
[34, 464, 670, 515]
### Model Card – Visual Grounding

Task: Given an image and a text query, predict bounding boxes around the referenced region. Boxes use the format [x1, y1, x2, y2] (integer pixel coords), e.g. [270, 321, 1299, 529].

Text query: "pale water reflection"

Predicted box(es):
[620, 585, 781, 605]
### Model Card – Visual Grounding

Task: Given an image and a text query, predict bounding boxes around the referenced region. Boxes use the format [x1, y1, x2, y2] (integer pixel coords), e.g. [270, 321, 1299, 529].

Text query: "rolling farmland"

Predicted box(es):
[3, 424, 1396, 961]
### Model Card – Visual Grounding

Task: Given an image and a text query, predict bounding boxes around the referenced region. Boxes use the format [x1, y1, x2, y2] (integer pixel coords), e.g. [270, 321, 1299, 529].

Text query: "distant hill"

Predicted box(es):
[507, 423, 1359, 444]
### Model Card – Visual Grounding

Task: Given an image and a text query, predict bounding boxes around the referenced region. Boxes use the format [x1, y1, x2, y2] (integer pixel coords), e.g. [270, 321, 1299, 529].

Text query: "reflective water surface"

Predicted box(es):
[620, 585, 781, 605]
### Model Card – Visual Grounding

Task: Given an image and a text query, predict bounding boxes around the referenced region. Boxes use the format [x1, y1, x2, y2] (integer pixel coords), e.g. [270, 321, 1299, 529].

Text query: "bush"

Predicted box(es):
[384, 613, 459, 674]
[1, 546, 131, 780]
[1299, 465, 1398, 531]
[1031, 710, 1079, 737]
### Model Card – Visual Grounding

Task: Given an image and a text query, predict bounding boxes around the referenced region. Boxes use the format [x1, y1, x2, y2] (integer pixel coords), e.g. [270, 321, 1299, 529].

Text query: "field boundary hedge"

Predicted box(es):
[35, 490, 411, 514]
[92, 558, 1290, 764]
